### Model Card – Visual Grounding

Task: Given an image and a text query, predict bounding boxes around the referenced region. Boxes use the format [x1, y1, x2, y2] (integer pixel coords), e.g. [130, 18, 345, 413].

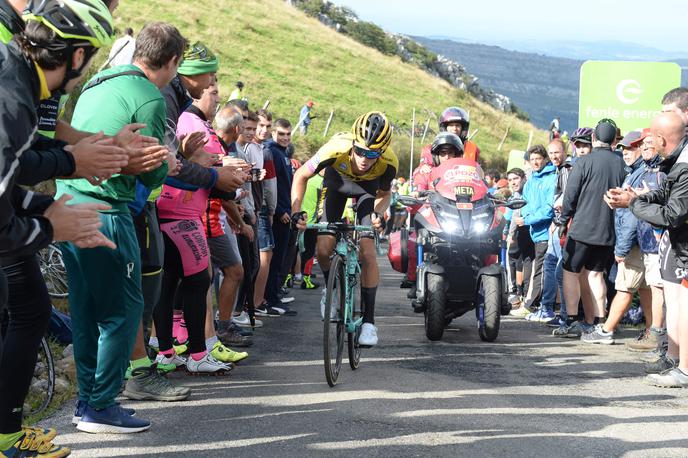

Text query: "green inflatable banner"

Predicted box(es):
[578, 61, 681, 133]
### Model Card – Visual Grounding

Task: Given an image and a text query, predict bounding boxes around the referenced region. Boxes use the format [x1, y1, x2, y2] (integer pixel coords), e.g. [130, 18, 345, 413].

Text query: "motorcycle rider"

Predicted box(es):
[414, 132, 484, 192]
[413, 107, 480, 181]
[406, 132, 484, 302]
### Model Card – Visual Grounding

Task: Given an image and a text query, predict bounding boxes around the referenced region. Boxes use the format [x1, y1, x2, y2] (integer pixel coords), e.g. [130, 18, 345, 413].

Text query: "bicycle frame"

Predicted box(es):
[336, 235, 363, 334]
[306, 222, 374, 334]
[306, 221, 380, 386]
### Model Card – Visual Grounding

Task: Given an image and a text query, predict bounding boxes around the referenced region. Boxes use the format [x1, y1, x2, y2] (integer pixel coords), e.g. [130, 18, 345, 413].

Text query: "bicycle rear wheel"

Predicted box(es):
[40, 244, 68, 298]
[323, 255, 346, 387]
[26, 337, 55, 416]
[348, 280, 363, 370]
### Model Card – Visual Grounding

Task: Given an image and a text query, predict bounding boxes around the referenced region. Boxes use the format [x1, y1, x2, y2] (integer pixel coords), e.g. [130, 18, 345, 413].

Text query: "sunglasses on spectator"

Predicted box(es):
[353, 144, 382, 159]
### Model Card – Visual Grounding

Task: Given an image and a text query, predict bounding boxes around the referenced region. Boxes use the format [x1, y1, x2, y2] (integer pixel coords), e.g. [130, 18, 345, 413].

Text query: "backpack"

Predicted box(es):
[48, 306, 73, 344]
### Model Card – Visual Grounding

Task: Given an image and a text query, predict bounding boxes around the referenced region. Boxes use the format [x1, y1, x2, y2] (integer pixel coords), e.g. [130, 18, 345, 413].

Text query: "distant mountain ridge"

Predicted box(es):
[424, 36, 688, 62]
[416, 36, 688, 132]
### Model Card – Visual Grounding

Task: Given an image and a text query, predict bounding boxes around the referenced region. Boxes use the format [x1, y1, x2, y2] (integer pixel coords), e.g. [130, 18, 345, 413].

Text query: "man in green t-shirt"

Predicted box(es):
[55, 22, 187, 435]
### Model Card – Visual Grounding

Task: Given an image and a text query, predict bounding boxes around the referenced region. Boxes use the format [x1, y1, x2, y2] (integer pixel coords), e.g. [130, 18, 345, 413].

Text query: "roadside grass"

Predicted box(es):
[102, 0, 546, 169]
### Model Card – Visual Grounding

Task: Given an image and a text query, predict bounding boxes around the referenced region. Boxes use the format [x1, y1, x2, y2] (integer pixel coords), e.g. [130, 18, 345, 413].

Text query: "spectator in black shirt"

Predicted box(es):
[553, 119, 626, 338]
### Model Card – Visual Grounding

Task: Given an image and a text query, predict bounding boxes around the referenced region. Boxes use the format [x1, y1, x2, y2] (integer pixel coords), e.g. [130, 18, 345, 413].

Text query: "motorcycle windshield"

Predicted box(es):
[430, 158, 488, 202]
[431, 194, 495, 238]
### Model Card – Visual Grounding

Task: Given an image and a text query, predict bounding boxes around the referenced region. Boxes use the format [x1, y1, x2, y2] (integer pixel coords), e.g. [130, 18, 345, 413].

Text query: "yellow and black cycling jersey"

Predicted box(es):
[304, 132, 398, 191]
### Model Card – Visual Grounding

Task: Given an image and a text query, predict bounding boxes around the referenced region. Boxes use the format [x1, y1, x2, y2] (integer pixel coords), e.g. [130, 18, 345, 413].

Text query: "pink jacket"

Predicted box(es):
[157, 110, 223, 221]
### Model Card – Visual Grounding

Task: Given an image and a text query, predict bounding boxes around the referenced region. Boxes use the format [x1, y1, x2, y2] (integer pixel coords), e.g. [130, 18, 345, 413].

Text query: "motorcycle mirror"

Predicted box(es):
[398, 195, 421, 207]
[505, 198, 527, 209]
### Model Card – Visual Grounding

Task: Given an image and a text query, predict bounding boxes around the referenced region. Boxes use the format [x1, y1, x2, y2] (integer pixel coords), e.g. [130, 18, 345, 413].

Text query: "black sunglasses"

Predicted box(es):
[352, 144, 382, 159]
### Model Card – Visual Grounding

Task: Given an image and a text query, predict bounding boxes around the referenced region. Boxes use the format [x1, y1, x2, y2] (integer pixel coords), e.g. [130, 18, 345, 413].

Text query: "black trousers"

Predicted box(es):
[525, 241, 549, 309]
[281, 228, 299, 279]
[265, 219, 291, 304]
[0, 255, 52, 433]
[154, 232, 210, 355]
[235, 221, 259, 314]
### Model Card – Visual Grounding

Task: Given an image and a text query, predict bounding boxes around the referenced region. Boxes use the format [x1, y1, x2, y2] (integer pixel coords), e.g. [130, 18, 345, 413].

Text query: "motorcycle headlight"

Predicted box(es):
[471, 207, 491, 234]
[438, 210, 460, 234]
[473, 222, 488, 233]
[441, 219, 459, 233]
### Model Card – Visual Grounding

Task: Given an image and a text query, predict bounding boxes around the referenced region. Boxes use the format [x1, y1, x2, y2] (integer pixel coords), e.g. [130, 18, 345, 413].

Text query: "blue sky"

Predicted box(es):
[333, 0, 687, 55]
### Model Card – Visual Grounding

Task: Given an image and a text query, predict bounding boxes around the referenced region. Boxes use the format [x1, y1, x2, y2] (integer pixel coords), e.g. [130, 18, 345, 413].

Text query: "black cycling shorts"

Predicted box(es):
[317, 167, 378, 237]
[658, 231, 685, 285]
[133, 202, 164, 274]
[562, 238, 613, 273]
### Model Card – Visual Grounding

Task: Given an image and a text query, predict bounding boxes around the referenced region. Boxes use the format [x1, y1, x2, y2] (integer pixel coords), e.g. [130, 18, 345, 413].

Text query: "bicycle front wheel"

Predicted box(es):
[348, 281, 363, 370]
[323, 255, 346, 387]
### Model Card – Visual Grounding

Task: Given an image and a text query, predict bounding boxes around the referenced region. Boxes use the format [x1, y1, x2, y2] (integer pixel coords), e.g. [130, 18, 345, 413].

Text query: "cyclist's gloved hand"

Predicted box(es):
[291, 211, 307, 231]
[371, 212, 384, 233]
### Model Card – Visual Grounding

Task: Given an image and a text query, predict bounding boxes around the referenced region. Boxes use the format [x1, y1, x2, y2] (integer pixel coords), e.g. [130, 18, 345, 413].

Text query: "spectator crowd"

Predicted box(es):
[0, 1, 324, 455]
[497, 91, 688, 390]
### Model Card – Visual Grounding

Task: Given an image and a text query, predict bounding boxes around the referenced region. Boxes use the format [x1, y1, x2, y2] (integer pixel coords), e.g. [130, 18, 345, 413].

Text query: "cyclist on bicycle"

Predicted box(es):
[291, 112, 398, 346]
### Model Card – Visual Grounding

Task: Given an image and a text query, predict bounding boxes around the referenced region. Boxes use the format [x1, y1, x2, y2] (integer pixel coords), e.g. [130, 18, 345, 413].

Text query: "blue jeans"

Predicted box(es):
[542, 235, 565, 317]
[258, 211, 275, 252]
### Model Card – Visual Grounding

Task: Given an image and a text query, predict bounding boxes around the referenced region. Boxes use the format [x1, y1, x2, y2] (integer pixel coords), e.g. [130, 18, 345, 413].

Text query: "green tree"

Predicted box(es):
[345, 21, 396, 56]
[295, 0, 325, 17]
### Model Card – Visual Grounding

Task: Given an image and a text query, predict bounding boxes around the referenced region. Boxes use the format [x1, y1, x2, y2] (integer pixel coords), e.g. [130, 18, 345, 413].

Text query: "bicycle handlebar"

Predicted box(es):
[306, 222, 373, 232]
[306, 221, 383, 255]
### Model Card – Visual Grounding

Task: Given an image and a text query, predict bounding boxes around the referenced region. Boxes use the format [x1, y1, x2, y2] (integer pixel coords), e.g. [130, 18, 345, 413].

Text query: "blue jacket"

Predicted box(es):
[614, 157, 644, 258]
[300, 106, 312, 127]
[521, 162, 557, 242]
[636, 155, 665, 254]
[265, 139, 293, 217]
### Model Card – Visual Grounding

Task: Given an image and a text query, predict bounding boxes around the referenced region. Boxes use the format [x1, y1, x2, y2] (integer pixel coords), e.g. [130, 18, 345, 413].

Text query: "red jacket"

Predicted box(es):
[412, 141, 481, 189]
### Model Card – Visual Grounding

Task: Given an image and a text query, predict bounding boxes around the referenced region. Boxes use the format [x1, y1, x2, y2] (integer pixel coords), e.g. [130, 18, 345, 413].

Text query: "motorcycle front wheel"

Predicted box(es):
[424, 273, 446, 341]
[478, 275, 501, 342]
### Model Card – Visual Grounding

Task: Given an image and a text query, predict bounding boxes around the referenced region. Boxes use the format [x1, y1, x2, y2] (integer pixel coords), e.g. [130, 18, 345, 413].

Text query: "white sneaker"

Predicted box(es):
[232, 311, 263, 328]
[320, 288, 338, 320]
[186, 353, 232, 374]
[155, 352, 186, 368]
[280, 296, 295, 304]
[359, 323, 378, 346]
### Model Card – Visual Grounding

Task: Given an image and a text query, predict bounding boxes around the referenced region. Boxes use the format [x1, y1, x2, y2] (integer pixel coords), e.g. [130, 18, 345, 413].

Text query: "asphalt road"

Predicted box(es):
[44, 258, 688, 457]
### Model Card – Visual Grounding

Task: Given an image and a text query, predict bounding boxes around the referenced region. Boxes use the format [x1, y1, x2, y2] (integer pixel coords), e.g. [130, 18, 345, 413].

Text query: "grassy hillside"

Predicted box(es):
[111, 0, 547, 173]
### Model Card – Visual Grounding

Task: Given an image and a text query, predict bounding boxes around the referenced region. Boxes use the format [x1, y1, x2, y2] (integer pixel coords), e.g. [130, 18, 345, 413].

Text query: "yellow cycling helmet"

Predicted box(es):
[352, 111, 393, 152]
[24, 0, 115, 49]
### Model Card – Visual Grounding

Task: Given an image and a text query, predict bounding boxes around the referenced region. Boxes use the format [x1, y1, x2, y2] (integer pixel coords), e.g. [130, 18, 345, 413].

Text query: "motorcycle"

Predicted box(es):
[389, 158, 525, 342]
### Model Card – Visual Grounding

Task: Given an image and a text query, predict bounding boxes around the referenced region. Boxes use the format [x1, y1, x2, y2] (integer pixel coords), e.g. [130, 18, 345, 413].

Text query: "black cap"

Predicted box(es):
[595, 119, 618, 144]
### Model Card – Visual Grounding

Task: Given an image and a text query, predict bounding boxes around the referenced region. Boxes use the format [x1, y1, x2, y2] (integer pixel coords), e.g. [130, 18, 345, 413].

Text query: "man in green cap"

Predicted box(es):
[124, 40, 249, 399]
